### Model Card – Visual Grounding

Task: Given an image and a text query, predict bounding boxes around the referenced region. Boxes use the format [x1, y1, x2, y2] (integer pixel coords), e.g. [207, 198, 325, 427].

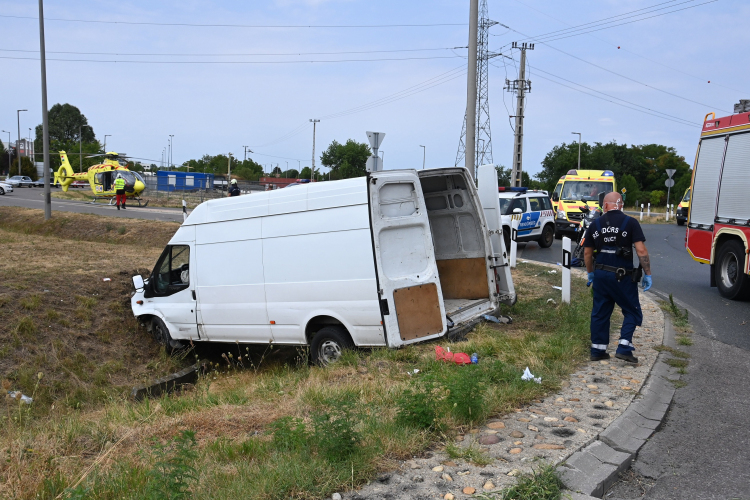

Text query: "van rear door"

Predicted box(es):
[368, 170, 446, 347]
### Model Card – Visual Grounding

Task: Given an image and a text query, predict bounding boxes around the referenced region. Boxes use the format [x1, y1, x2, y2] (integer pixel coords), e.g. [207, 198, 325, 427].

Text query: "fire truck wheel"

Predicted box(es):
[715, 239, 750, 300]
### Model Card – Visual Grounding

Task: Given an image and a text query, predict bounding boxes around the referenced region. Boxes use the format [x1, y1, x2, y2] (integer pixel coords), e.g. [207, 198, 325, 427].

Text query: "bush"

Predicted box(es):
[650, 190, 666, 206]
[312, 402, 361, 462]
[271, 416, 309, 451]
[395, 385, 440, 431]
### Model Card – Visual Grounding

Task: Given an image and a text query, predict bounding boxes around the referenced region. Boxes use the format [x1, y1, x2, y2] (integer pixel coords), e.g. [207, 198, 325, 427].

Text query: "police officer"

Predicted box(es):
[228, 178, 240, 197]
[113, 173, 126, 210]
[583, 192, 652, 363]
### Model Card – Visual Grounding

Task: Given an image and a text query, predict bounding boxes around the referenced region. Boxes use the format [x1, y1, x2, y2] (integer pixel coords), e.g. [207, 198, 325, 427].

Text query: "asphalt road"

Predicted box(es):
[517, 223, 750, 499]
[0, 185, 186, 222]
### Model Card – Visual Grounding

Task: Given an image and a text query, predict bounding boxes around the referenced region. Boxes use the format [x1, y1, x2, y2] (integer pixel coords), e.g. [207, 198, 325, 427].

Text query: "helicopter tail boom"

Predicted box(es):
[54, 151, 76, 192]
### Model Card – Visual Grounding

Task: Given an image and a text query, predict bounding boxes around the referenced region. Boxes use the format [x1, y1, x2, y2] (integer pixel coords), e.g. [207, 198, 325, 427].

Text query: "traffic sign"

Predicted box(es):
[665, 179, 675, 188]
[621, 188, 627, 193]
[666, 169, 676, 179]
[366, 131, 385, 150]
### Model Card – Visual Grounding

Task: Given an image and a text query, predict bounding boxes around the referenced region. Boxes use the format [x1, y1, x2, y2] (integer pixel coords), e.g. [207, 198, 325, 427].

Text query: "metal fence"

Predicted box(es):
[140, 176, 267, 208]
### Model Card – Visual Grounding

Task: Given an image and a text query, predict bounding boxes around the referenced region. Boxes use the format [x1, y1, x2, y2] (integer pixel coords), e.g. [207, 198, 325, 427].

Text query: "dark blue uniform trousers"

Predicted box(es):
[591, 269, 643, 356]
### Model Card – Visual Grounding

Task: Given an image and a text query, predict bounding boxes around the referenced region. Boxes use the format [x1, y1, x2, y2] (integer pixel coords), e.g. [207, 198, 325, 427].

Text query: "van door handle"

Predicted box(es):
[191, 290, 196, 300]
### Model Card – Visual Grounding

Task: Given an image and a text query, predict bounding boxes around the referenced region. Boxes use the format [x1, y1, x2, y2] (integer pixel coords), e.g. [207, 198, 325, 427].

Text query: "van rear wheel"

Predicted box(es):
[715, 240, 750, 300]
[311, 326, 353, 366]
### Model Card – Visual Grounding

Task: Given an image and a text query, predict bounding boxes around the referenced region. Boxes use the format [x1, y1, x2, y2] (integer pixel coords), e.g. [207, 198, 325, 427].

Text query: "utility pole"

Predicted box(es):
[243, 145, 248, 163]
[227, 153, 232, 189]
[17, 109, 27, 175]
[420, 145, 426, 170]
[506, 42, 533, 187]
[38, 0, 50, 219]
[464, 0, 479, 181]
[571, 132, 581, 170]
[310, 119, 320, 181]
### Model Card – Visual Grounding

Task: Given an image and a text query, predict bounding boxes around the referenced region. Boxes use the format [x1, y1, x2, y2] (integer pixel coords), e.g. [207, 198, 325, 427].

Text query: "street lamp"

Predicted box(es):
[571, 132, 581, 170]
[169, 135, 174, 169]
[2, 131, 10, 178]
[17, 109, 27, 175]
[79, 124, 92, 173]
[420, 145, 426, 170]
[104, 134, 111, 153]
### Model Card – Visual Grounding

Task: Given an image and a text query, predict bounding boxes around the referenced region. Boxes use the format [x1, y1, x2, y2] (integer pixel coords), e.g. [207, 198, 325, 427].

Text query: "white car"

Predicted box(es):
[0, 181, 14, 195]
[498, 187, 556, 250]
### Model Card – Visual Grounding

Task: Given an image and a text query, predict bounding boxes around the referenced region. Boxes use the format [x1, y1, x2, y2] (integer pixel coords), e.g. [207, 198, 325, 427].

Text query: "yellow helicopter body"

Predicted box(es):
[53, 151, 146, 199]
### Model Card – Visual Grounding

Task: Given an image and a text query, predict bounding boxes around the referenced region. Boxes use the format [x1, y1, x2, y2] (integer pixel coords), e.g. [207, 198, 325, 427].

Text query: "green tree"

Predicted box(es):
[282, 169, 299, 179]
[12, 156, 38, 180]
[650, 190, 666, 206]
[299, 166, 312, 180]
[618, 174, 640, 207]
[320, 139, 370, 179]
[33, 104, 101, 172]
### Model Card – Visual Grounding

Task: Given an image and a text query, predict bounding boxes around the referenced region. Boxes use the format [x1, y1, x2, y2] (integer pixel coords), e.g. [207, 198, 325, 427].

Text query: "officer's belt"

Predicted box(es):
[595, 263, 636, 279]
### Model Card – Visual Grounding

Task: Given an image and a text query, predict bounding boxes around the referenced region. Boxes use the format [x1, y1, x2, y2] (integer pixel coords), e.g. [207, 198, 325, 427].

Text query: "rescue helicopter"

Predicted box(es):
[53, 151, 148, 206]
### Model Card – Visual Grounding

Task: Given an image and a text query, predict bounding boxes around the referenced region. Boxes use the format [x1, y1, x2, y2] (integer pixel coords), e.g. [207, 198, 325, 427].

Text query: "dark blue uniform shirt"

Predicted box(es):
[583, 210, 645, 269]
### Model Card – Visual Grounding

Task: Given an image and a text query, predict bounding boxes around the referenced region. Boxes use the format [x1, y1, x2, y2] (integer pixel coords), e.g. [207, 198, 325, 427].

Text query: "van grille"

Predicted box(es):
[567, 212, 585, 222]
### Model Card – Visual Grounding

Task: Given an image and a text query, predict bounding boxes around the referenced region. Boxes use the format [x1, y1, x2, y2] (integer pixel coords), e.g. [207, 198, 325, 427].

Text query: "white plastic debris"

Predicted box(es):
[482, 314, 501, 323]
[546, 298, 557, 305]
[552, 286, 563, 291]
[521, 367, 542, 384]
[7, 391, 33, 404]
[548, 270, 557, 274]
[103, 278, 111, 282]
[407, 369, 420, 376]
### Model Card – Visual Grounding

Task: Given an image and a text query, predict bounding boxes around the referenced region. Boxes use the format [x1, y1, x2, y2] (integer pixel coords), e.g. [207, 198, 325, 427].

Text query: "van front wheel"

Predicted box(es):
[311, 326, 354, 366]
[151, 317, 185, 353]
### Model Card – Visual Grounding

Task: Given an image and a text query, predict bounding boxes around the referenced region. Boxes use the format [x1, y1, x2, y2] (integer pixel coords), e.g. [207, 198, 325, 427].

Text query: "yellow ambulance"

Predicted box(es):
[551, 169, 617, 238]
[675, 187, 690, 226]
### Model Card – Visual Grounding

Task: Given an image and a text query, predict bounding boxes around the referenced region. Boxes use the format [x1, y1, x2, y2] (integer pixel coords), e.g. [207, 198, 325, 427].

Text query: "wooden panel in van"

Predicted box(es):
[436, 257, 489, 299]
[393, 283, 443, 341]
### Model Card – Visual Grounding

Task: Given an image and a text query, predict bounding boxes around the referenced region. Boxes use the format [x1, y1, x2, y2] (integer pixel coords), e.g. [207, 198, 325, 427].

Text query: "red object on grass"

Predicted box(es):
[435, 346, 471, 365]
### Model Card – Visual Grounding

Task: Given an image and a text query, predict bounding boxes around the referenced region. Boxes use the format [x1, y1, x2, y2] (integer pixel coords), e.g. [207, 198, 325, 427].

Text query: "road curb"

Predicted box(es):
[558, 313, 681, 498]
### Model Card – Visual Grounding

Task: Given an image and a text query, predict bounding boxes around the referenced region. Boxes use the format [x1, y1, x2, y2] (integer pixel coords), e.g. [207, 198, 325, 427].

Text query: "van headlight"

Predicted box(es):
[556, 210, 567, 220]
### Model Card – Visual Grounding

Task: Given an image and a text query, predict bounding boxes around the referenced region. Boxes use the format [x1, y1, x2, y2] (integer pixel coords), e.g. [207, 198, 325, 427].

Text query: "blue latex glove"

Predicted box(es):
[587, 272, 595, 287]
[642, 274, 652, 291]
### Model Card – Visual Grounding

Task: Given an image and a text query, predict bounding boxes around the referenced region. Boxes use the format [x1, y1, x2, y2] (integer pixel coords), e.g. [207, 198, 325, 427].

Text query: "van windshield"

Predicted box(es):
[561, 181, 613, 201]
[683, 189, 691, 202]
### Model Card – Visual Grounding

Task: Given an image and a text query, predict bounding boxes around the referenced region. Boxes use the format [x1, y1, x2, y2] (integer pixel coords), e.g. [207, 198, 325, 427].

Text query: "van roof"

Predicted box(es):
[183, 176, 368, 225]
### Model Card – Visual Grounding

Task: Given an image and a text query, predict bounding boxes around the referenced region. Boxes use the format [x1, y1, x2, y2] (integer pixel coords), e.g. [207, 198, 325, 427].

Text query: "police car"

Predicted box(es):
[498, 187, 556, 250]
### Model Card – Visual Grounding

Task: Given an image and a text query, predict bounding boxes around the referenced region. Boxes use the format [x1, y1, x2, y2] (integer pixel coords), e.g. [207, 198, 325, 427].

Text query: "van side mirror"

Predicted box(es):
[513, 208, 523, 214]
[551, 193, 559, 202]
[598, 191, 607, 206]
[132, 275, 145, 291]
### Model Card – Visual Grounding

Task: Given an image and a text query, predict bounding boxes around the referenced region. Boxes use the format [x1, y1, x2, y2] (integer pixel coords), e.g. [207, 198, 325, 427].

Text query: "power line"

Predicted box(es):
[0, 54, 464, 64]
[525, 0, 719, 44]
[508, 0, 744, 95]
[495, 24, 731, 113]
[0, 46, 467, 57]
[490, 59, 697, 127]
[0, 14, 465, 29]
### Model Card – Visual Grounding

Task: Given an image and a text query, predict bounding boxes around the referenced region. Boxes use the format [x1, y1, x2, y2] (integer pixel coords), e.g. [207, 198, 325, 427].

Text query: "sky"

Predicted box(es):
[1, 0, 748, 178]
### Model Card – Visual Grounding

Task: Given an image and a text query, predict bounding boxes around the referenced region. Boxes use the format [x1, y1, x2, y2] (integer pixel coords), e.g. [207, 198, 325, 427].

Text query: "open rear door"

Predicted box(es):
[477, 164, 516, 305]
[368, 170, 447, 347]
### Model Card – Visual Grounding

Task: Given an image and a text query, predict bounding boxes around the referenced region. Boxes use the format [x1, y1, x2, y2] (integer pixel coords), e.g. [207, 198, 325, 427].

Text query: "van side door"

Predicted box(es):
[368, 170, 446, 347]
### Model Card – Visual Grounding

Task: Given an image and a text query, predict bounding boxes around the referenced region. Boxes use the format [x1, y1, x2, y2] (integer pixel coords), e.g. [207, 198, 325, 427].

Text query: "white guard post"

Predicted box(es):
[182, 199, 187, 222]
[671, 204, 674, 217]
[561, 236, 572, 304]
[640, 204, 644, 222]
[665, 206, 669, 222]
[647, 203, 651, 217]
[510, 217, 519, 268]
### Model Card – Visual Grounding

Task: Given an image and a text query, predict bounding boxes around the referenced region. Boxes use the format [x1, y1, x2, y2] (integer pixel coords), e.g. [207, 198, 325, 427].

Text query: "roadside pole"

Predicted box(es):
[640, 204, 644, 222]
[647, 203, 651, 217]
[510, 217, 519, 268]
[562, 236, 571, 304]
[38, 0, 51, 220]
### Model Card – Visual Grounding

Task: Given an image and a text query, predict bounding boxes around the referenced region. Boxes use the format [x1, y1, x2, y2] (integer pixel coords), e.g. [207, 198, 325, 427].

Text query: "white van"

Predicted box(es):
[131, 166, 515, 364]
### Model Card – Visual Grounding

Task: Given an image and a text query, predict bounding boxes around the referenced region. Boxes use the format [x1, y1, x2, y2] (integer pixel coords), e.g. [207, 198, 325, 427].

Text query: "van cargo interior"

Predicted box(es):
[419, 172, 492, 318]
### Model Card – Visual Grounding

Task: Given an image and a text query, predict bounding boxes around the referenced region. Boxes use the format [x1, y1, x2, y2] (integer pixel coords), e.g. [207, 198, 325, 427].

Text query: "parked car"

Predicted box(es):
[0, 181, 14, 195]
[31, 178, 59, 188]
[8, 176, 34, 188]
[498, 187, 556, 250]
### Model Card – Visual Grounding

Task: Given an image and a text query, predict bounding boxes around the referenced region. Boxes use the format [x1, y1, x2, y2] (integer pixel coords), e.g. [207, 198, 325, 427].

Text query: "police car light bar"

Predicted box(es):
[498, 187, 527, 192]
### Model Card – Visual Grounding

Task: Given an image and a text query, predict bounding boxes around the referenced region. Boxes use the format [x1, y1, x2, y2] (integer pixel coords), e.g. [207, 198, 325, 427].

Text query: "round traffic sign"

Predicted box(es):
[665, 179, 675, 187]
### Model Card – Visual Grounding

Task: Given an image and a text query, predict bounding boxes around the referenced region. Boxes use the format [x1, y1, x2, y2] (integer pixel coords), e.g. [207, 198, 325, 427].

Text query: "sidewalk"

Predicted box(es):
[339, 262, 666, 500]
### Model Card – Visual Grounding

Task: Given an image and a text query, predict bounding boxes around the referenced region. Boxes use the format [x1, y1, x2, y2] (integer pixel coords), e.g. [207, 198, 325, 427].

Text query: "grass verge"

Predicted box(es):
[1, 212, 593, 499]
[478, 462, 563, 500]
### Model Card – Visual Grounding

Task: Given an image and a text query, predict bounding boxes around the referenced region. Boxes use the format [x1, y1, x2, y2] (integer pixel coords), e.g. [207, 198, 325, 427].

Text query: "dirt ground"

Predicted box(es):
[0, 207, 183, 416]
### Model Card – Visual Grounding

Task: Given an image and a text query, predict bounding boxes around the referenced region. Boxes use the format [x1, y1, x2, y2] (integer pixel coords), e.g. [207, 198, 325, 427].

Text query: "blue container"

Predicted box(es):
[156, 170, 214, 192]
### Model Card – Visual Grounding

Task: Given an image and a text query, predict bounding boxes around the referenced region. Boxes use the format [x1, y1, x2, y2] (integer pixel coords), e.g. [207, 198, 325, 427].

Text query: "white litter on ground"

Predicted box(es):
[521, 367, 542, 384]
[7, 391, 33, 404]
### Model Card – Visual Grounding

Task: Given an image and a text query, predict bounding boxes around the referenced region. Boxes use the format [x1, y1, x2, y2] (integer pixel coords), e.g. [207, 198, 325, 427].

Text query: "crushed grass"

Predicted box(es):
[1, 213, 595, 500]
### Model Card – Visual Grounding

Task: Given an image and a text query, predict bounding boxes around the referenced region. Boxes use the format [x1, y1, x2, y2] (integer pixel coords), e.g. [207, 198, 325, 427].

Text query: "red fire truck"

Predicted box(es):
[685, 104, 750, 299]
